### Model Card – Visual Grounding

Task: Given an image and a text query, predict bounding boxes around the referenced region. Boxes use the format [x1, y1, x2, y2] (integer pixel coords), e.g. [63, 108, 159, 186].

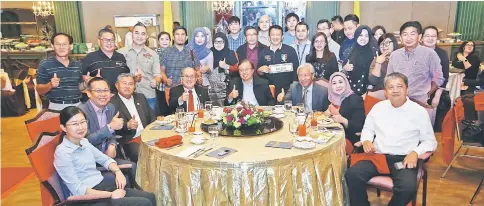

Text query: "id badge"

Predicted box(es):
[269, 63, 293, 74]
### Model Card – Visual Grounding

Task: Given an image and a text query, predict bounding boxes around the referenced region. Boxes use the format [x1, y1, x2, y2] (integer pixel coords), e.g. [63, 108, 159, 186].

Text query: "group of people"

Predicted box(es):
[34, 11, 483, 205]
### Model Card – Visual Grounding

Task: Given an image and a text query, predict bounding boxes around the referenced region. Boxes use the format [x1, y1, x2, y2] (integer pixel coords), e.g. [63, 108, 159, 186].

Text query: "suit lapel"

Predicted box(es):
[295, 84, 302, 104]
[133, 94, 148, 127]
[312, 85, 320, 110]
[86, 101, 100, 131]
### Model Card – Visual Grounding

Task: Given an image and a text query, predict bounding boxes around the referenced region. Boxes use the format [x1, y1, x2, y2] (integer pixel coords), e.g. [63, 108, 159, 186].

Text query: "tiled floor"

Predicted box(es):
[1, 109, 483, 205]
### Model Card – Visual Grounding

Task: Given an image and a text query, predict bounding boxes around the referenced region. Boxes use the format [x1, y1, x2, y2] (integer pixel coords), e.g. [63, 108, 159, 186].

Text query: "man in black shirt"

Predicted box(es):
[257, 25, 299, 95]
[331, 15, 346, 45]
[82, 28, 130, 93]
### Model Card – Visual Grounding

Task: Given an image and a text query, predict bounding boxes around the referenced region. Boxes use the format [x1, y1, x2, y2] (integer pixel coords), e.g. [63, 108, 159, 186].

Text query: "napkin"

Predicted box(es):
[177, 146, 204, 158]
[350, 153, 390, 174]
[155, 135, 182, 148]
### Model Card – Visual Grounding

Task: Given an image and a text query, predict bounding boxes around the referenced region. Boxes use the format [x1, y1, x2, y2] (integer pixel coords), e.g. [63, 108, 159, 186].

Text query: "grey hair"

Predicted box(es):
[384, 72, 408, 88]
[297, 63, 315, 74]
[116, 73, 135, 82]
[181, 67, 196, 76]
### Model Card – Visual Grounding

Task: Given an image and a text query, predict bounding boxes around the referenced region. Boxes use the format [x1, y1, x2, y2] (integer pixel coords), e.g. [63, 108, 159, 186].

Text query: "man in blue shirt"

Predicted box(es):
[226, 16, 246, 51]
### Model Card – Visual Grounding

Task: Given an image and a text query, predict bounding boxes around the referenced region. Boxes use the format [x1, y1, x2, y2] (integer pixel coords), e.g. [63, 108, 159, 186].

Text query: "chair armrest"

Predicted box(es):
[418, 151, 433, 160]
[57, 193, 111, 206]
[96, 164, 132, 172]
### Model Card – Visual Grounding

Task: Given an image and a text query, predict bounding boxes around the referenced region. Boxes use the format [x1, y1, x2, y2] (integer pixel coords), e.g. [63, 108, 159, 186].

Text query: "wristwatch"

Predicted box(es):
[464, 59, 469, 62]
[113, 168, 121, 173]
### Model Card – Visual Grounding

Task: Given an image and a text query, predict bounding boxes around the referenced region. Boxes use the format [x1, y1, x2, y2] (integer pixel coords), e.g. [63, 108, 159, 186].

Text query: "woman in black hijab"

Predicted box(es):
[343, 25, 377, 95]
[208, 32, 239, 106]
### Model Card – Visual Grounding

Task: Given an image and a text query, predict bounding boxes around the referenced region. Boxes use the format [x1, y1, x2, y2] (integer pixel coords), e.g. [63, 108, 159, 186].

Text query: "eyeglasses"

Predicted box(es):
[120, 82, 135, 87]
[91, 89, 110, 94]
[214, 41, 224, 44]
[298, 74, 313, 78]
[54, 44, 69, 48]
[239, 68, 253, 73]
[465, 44, 474, 47]
[100, 38, 115, 44]
[386, 85, 404, 91]
[423, 35, 437, 38]
[380, 41, 393, 47]
[314, 40, 326, 44]
[183, 75, 196, 79]
[66, 120, 88, 128]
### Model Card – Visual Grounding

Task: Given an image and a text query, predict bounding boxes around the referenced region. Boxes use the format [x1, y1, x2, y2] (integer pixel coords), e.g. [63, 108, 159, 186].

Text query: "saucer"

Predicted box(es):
[318, 118, 334, 125]
[191, 138, 205, 145]
[293, 141, 316, 149]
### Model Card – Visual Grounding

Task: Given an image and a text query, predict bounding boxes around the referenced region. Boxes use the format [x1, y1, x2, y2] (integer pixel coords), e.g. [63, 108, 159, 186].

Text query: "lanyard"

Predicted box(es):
[296, 43, 308, 65]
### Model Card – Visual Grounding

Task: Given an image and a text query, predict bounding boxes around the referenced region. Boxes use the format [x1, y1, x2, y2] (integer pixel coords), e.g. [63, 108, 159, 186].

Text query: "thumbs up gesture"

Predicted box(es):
[219, 58, 227, 69]
[343, 62, 354, 72]
[109, 112, 124, 130]
[96, 69, 102, 77]
[165, 76, 173, 87]
[135, 68, 142, 82]
[277, 88, 285, 102]
[51, 73, 60, 88]
[229, 84, 239, 99]
[180, 90, 190, 102]
[127, 114, 139, 130]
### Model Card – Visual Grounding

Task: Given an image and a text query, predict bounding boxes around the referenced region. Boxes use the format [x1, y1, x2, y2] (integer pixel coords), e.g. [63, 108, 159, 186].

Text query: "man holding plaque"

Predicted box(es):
[257, 25, 299, 95]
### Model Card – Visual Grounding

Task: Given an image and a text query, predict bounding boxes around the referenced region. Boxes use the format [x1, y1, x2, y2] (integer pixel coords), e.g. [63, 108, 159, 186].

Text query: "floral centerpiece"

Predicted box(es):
[222, 101, 265, 129]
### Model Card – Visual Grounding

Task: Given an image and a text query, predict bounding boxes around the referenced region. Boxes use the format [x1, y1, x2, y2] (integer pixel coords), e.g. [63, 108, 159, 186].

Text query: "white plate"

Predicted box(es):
[193, 131, 203, 135]
[191, 138, 205, 145]
[295, 136, 312, 142]
[293, 141, 316, 149]
[175, 128, 187, 133]
[318, 118, 334, 125]
[156, 120, 171, 125]
[272, 113, 285, 119]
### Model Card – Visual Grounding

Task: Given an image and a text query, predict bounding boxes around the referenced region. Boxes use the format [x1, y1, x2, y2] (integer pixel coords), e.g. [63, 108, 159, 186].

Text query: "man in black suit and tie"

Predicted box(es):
[277, 63, 330, 112]
[110, 73, 156, 162]
[225, 59, 275, 106]
[169, 67, 210, 113]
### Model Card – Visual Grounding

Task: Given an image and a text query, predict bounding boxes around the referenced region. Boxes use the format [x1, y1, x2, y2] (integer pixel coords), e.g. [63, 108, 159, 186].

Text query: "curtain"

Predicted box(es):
[455, 1, 484, 41]
[305, 1, 339, 39]
[53, 1, 84, 43]
[181, 2, 214, 38]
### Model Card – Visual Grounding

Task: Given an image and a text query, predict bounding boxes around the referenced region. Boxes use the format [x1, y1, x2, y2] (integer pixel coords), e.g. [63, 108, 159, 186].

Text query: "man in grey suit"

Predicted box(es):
[277, 63, 330, 112]
[111, 73, 156, 162]
[78, 77, 136, 176]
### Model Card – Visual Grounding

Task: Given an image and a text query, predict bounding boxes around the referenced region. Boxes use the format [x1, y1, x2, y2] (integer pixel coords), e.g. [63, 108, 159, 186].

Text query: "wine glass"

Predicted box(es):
[205, 101, 213, 117]
[288, 118, 298, 138]
[208, 125, 219, 147]
[284, 100, 293, 111]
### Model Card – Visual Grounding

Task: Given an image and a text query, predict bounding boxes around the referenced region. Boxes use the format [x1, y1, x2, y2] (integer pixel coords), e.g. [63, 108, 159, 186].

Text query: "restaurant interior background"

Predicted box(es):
[1, 1, 484, 205]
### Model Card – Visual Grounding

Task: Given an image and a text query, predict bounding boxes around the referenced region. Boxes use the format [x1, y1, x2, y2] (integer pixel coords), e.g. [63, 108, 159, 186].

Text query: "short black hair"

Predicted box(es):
[384, 72, 409, 88]
[399, 21, 422, 35]
[317, 19, 331, 28]
[422, 26, 438, 36]
[377, 33, 398, 55]
[285, 13, 300, 25]
[344, 14, 359, 24]
[60, 106, 86, 126]
[331, 15, 343, 24]
[244, 26, 258, 36]
[371, 25, 386, 36]
[269, 25, 283, 36]
[458, 41, 475, 56]
[173, 26, 187, 36]
[51, 33, 74, 45]
[133, 22, 147, 30]
[238, 59, 255, 69]
[228, 16, 241, 25]
[98, 28, 115, 39]
[295, 22, 309, 31]
[157, 31, 171, 41]
[173, 21, 180, 27]
[87, 77, 109, 91]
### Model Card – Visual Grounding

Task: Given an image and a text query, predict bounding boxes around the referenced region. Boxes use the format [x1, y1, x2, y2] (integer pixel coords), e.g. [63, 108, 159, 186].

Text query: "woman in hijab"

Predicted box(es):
[327, 72, 366, 148]
[189, 27, 213, 87]
[343, 25, 377, 95]
[208, 32, 238, 106]
[203, 27, 213, 49]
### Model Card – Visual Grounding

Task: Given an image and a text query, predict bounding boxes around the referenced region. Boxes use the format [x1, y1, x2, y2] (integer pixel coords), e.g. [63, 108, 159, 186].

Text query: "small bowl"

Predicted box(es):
[191, 137, 205, 144]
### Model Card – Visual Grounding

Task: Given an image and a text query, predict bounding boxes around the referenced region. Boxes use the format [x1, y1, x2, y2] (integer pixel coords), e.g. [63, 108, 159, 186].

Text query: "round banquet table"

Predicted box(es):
[136, 110, 348, 206]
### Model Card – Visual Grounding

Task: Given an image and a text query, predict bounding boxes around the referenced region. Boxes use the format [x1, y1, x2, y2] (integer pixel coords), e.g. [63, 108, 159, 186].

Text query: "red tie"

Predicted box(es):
[188, 90, 194, 112]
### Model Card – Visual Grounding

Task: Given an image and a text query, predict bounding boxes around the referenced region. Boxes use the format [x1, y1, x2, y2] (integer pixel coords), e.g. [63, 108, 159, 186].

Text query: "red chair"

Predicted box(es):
[364, 94, 383, 115]
[25, 131, 112, 206]
[25, 109, 61, 142]
[269, 85, 275, 98]
[367, 152, 432, 206]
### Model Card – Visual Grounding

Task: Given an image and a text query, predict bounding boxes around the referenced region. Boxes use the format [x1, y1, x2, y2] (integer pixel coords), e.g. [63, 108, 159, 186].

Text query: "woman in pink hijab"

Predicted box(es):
[327, 72, 366, 146]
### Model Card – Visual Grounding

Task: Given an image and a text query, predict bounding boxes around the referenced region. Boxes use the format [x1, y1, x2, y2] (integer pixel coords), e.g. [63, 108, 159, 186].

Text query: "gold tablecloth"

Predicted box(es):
[136, 114, 348, 206]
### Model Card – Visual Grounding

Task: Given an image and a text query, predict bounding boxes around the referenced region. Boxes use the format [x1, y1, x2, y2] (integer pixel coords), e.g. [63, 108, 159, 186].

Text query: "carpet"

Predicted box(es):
[1, 167, 35, 199]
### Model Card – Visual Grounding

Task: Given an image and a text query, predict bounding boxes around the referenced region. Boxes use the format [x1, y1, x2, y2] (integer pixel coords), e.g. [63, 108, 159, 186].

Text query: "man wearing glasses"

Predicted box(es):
[168, 67, 210, 113]
[118, 22, 162, 112]
[82, 28, 130, 94]
[236, 26, 267, 70]
[36, 33, 83, 110]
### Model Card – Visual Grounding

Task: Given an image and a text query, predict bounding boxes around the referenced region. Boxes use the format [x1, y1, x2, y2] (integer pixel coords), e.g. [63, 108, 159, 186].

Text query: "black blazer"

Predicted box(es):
[236, 42, 268, 63]
[224, 76, 275, 106]
[339, 94, 366, 144]
[110, 93, 156, 144]
[169, 85, 210, 113]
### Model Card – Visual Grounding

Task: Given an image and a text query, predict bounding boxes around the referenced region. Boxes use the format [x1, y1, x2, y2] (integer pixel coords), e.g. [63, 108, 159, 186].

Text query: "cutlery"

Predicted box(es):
[166, 143, 183, 150]
[190, 148, 205, 157]
[194, 147, 212, 158]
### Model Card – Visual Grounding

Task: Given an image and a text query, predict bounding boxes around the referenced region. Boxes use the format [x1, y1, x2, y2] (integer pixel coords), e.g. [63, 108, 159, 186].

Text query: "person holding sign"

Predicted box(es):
[225, 60, 275, 106]
[276, 64, 329, 112]
[257, 25, 299, 96]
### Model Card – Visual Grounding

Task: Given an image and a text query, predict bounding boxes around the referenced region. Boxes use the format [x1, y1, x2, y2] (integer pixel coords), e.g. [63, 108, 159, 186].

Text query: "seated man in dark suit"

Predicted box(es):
[225, 59, 275, 106]
[169, 67, 210, 113]
[111, 73, 156, 162]
[277, 63, 330, 112]
[78, 77, 136, 177]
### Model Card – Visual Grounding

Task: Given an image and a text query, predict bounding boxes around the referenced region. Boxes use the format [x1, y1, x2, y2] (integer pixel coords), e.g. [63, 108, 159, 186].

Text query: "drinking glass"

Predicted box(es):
[208, 125, 219, 147]
[175, 107, 185, 127]
[284, 100, 293, 111]
[288, 118, 298, 138]
[205, 101, 213, 117]
[296, 103, 305, 113]
[177, 116, 188, 136]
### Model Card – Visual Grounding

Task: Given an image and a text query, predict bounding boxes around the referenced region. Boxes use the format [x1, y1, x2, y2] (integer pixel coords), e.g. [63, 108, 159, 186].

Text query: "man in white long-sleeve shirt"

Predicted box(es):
[345, 72, 437, 206]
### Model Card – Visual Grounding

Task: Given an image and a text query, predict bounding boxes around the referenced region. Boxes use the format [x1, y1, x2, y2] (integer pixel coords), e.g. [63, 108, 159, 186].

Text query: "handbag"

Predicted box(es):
[461, 120, 483, 143]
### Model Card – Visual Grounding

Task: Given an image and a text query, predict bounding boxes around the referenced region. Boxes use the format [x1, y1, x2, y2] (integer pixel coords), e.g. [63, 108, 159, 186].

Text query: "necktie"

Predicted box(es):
[188, 90, 194, 112]
[302, 88, 309, 110]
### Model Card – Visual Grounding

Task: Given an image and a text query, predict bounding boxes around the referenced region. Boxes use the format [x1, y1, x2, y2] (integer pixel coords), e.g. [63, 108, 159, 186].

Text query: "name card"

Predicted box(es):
[269, 63, 293, 74]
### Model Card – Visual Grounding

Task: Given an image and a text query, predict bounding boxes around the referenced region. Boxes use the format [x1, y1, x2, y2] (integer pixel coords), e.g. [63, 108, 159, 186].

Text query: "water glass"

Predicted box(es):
[296, 103, 305, 113]
[284, 100, 293, 111]
[208, 125, 219, 146]
[288, 118, 298, 138]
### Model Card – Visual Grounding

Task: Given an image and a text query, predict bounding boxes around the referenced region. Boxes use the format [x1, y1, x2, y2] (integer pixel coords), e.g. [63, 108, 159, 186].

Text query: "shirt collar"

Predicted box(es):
[89, 100, 106, 114]
[295, 40, 311, 46]
[303, 83, 313, 91]
[183, 86, 195, 92]
[128, 45, 147, 53]
[242, 79, 254, 86]
[404, 44, 421, 56]
[62, 137, 86, 151]
[270, 44, 283, 52]
[247, 43, 259, 50]
[118, 93, 133, 101]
